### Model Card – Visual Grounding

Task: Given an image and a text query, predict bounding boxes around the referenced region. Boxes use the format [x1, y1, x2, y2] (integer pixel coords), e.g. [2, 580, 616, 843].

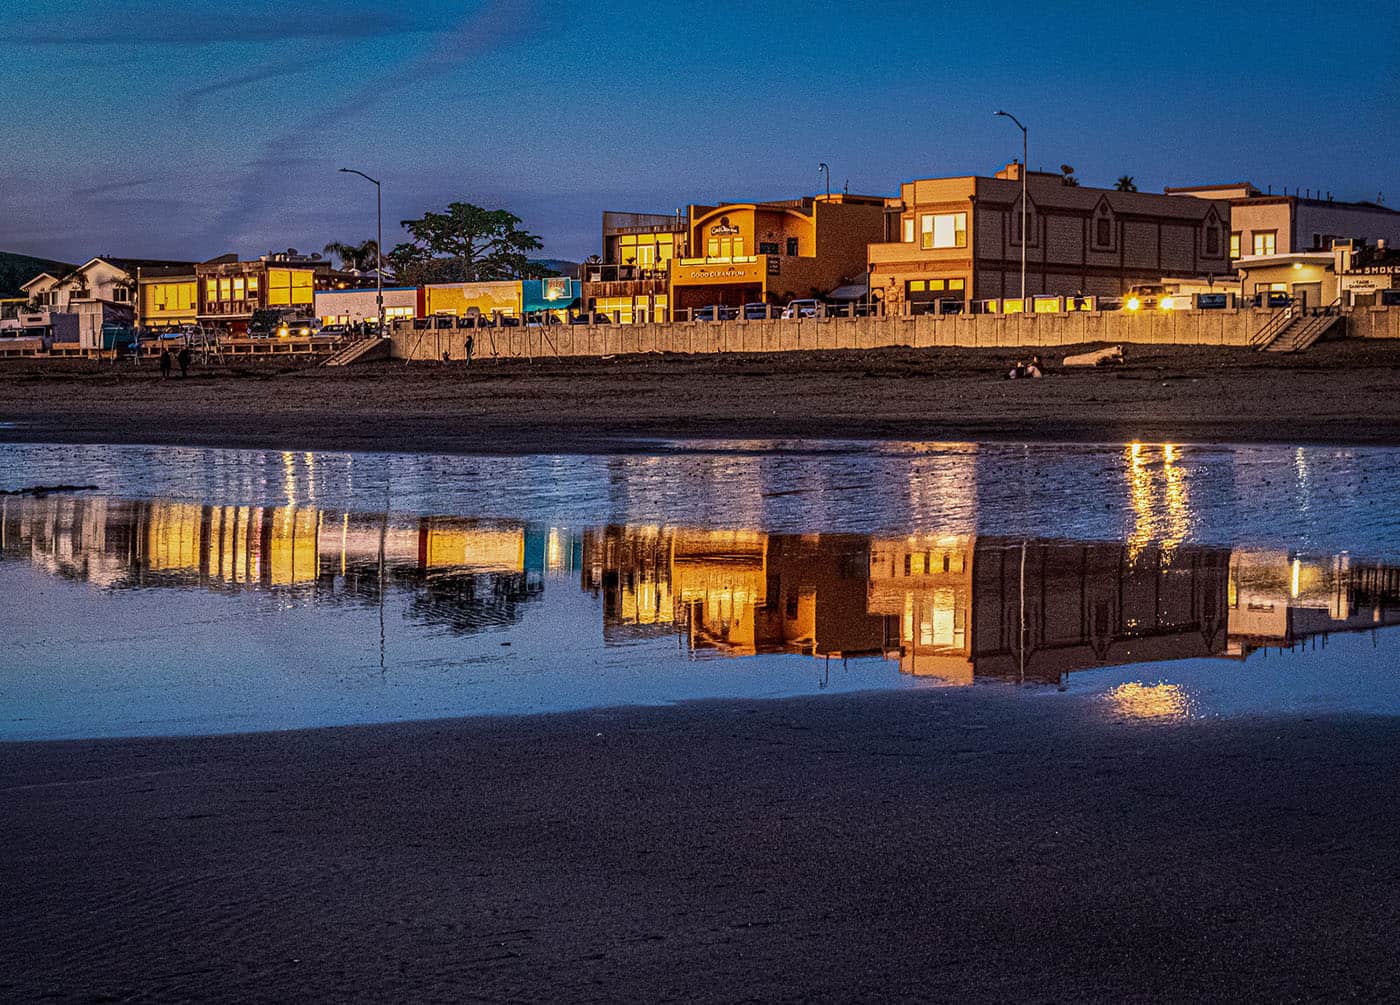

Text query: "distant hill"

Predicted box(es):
[531, 259, 581, 279]
[0, 251, 74, 299]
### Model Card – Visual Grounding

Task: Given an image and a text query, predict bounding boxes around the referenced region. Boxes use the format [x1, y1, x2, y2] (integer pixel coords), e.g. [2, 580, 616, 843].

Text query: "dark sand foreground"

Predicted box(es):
[5, 340, 1400, 454]
[5, 690, 1400, 1001]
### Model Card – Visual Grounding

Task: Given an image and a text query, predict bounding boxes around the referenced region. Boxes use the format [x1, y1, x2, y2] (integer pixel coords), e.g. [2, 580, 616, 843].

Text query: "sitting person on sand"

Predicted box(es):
[1025, 355, 1042, 379]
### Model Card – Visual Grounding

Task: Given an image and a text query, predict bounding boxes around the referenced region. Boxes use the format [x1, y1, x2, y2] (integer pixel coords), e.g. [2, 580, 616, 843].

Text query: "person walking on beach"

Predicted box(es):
[159, 348, 172, 380]
[177, 346, 191, 378]
[464, 332, 475, 368]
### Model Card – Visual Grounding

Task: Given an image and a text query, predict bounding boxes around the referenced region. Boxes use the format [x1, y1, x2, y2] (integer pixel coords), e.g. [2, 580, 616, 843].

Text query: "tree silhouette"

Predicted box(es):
[1115, 176, 1138, 192]
[1059, 164, 1080, 187]
[388, 203, 544, 285]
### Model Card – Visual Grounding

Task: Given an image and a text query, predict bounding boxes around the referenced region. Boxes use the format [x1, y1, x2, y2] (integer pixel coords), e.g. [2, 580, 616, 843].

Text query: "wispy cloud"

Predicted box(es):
[183, 65, 311, 103]
[201, 0, 540, 248]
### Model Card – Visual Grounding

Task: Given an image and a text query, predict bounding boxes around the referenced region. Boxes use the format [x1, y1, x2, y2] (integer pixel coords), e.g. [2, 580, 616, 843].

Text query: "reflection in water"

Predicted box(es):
[7, 493, 1400, 695]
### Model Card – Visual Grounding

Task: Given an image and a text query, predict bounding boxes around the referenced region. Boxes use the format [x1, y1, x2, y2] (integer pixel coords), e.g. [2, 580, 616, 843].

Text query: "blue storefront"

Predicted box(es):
[520, 277, 580, 319]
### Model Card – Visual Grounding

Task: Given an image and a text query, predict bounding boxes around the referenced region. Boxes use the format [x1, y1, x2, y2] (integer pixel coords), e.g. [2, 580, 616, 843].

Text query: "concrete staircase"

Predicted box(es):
[1253, 303, 1347, 354]
[323, 337, 390, 367]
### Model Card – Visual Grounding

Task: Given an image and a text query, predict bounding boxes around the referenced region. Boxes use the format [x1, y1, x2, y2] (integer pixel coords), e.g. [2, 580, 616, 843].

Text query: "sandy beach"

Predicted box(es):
[4, 340, 1400, 454]
[3, 689, 1399, 1001]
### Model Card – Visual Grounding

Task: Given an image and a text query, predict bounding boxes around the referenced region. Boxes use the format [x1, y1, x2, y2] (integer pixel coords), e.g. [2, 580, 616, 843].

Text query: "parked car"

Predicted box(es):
[781, 299, 821, 319]
[742, 301, 772, 320]
[694, 305, 738, 322]
[570, 312, 612, 325]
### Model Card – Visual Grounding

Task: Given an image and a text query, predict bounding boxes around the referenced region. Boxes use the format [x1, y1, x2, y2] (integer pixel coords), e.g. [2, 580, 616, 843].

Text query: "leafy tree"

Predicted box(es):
[388, 203, 544, 285]
[1059, 164, 1079, 187]
[1115, 176, 1138, 192]
[323, 239, 380, 272]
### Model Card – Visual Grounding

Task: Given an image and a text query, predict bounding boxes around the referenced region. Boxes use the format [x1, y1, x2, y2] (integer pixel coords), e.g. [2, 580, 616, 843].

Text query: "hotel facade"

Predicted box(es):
[868, 164, 1232, 313]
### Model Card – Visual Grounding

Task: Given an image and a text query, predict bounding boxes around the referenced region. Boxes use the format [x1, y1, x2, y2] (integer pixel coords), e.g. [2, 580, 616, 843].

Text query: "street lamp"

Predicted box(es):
[994, 111, 1027, 305]
[338, 167, 385, 337]
[818, 162, 830, 201]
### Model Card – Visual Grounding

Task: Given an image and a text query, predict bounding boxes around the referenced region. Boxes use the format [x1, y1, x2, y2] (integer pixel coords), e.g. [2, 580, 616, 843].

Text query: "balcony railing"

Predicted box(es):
[582, 263, 670, 283]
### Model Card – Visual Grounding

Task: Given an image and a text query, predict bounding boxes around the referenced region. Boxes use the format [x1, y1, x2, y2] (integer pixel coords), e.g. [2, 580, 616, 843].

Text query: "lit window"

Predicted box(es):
[902, 218, 914, 243]
[233, 277, 246, 299]
[707, 238, 719, 257]
[1253, 231, 1277, 256]
[920, 215, 934, 249]
[205, 279, 217, 300]
[218, 278, 231, 301]
[1229, 232, 1241, 259]
[248, 276, 259, 295]
[931, 213, 967, 249]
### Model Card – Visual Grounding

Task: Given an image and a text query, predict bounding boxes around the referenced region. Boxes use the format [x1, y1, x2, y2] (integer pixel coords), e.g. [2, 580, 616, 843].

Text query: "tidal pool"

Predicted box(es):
[3, 440, 1399, 740]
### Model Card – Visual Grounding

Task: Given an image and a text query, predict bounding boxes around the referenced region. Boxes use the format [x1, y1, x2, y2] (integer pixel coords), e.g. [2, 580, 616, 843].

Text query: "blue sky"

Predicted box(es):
[2, 0, 1396, 264]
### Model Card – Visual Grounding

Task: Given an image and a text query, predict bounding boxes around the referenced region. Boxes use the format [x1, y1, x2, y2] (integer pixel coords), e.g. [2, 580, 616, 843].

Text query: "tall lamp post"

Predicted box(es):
[818, 162, 831, 201]
[994, 111, 1027, 305]
[338, 167, 385, 337]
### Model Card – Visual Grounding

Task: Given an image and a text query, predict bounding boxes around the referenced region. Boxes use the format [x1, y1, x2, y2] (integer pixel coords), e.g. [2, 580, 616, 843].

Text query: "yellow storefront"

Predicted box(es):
[421, 281, 522, 319]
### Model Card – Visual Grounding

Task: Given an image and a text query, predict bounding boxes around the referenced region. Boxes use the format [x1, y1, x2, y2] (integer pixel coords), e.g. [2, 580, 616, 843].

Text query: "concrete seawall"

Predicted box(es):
[391, 306, 1398, 362]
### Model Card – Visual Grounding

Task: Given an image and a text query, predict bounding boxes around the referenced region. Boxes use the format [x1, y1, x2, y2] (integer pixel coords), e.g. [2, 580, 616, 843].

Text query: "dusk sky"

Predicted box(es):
[3, 0, 1396, 265]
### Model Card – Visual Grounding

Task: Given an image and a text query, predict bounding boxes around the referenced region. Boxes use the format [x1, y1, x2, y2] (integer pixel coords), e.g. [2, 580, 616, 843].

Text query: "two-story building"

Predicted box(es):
[196, 252, 327, 334]
[868, 164, 1232, 313]
[582, 195, 886, 320]
[1164, 182, 1400, 263]
[138, 265, 200, 331]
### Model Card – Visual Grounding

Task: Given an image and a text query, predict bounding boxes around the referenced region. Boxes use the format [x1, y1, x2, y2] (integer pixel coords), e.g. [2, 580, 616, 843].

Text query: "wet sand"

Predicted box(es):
[4, 340, 1400, 453]
[4, 689, 1399, 1001]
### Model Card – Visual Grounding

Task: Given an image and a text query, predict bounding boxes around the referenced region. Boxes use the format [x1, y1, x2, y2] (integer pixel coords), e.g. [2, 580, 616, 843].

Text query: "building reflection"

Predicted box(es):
[5, 492, 1400, 676]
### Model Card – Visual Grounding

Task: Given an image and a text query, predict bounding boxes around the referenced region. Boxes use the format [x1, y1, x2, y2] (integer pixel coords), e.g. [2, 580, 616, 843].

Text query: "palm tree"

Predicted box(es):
[1059, 164, 1079, 187]
[1115, 176, 1138, 192]
[323, 239, 379, 273]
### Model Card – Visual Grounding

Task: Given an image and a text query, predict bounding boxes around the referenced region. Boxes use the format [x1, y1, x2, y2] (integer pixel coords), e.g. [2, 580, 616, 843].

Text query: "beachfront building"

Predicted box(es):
[138, 266, 199, 331]
[671, 194, 885, 314]
[582, 195, 885, 319]
[867, 163, 1232, 313]
[1164, 183, 1400, 265]
[196, 253, 323, 334]
[418, 278, 581, 322]
[581, 212, 689, 324]
[21, 256, 198, 347]
[314, 286, 418, 328]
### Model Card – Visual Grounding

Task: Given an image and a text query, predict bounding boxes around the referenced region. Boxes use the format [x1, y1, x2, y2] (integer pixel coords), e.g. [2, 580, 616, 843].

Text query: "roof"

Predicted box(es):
[981, 175, 1226, 221]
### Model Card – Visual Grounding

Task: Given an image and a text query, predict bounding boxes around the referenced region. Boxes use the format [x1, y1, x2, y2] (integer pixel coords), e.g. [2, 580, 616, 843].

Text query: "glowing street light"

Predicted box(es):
[818, 162, 830, 201]
[338, 167, 385, 337]
[994, 111, 1028, 304]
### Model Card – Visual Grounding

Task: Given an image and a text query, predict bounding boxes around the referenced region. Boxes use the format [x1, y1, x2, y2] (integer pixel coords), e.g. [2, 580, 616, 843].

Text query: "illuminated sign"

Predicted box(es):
[710, 216, 741, 236]
[673, 259, 765, 285]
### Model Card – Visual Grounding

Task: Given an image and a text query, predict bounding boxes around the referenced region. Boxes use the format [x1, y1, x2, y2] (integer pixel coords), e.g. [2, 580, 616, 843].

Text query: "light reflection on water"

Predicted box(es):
[2, 440, 1400, 740]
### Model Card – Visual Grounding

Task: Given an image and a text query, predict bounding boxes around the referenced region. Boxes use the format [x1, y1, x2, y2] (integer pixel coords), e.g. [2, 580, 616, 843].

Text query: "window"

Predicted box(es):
[232, 277, 246, 300]
[247, 276, 259, 295]
[218, 278, 232, 301]
[205, 279, 217, 301]
[786, 237, 799, 256]
[112, 285, 130, 303]
[1205, 226, 1220, 256]
[707, 238, 719, 257]
[1229, 232, 1241, 259]
[1096, 216, 1112, 248]
[920, 213, 966, 250]
[758, 241, 779, 255]
[902, 218, 914, 243]
[1252, 231, 1277, 256]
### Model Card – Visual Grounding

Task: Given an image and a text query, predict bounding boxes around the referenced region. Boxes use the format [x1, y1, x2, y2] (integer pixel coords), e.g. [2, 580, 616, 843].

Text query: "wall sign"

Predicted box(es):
[710, 216, 741, 236]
